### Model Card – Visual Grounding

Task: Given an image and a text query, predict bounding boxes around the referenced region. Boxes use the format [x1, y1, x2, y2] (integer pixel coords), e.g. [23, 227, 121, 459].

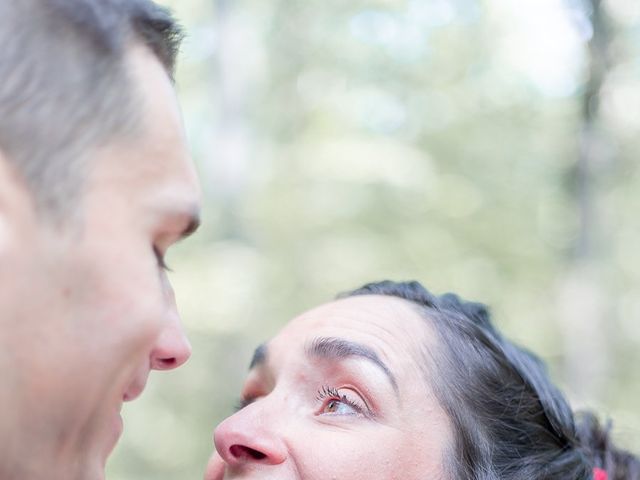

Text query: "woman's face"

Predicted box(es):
[204, 295, 452, 480]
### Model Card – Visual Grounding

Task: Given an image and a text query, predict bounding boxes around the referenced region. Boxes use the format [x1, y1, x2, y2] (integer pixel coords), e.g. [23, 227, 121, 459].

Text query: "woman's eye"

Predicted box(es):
[316, 385, 371, 418]
[323, 398, 359, 415]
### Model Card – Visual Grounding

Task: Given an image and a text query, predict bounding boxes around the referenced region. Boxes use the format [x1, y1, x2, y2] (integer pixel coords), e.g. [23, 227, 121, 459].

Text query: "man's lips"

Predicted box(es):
[103, 370, 150, 461]
[122, 372, 149, 402]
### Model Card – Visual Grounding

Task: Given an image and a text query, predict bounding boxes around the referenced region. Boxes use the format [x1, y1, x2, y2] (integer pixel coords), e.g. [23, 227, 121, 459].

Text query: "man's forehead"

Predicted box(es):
[110, 44, 194, 185]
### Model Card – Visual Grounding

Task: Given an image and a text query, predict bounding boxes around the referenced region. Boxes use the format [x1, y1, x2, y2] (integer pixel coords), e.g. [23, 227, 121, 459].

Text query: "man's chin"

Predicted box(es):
[89, 460, 108, 480]
[70, 454, 108, 480]
[108, 411, 124, 454]
[87, 411, 124, 480]
[101, 410, 124, 465]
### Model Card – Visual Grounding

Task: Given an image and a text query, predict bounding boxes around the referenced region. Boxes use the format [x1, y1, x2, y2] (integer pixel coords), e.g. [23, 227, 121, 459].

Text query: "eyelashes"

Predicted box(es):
[315, 385, 344, 403]
[316, 385, 372, 418]
[233, 385, 373, 419]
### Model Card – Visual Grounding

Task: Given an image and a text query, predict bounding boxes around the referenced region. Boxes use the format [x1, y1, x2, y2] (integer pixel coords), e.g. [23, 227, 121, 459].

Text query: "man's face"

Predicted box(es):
[0, 45, 200, 480]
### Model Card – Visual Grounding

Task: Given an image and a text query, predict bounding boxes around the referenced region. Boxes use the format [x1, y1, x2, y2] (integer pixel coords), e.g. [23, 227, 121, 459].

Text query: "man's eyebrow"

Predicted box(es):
[306, 337, 399, 395]
[249, 343, 268, 370]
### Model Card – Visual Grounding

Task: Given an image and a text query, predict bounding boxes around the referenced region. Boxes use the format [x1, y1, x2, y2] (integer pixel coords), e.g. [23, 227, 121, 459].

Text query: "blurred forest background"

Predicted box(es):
[108, 0, 640, 478]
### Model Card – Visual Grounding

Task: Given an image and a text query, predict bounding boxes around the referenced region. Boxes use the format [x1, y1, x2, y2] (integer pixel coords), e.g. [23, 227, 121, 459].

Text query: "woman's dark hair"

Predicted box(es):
[341, 280, 640, 480]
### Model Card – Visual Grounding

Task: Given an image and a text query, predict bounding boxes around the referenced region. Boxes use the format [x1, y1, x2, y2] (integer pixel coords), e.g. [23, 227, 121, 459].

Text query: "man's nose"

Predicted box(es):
[213, 400, 287, 468]
[150, 315, 192, 370]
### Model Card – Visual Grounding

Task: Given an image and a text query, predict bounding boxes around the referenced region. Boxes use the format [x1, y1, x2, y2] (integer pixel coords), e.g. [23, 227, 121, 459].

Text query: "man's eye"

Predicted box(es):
[153, 245, 171, 272]
[316, 385, 371, 418]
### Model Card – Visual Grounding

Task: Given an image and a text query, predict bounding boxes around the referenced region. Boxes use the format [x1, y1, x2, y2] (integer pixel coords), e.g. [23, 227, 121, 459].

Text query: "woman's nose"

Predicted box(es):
[213, 402, 288, 468]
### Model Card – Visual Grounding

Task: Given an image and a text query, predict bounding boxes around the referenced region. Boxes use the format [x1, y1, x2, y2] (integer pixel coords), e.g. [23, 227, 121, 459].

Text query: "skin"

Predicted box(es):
[204, 295, 452, 480]
[0, 44, 200, 480]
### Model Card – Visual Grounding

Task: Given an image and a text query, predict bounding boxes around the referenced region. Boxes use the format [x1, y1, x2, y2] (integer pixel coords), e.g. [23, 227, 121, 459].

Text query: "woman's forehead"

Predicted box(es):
[269, 295, 433, 366]
[290, 295, 426, 331]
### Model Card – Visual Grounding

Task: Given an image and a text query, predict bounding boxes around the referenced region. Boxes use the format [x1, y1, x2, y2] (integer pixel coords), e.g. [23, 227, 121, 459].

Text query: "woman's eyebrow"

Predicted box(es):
[305, 337, 399, 395]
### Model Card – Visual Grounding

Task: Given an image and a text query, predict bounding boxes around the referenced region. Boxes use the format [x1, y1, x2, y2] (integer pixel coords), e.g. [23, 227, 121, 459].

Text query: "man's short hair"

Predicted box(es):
[0, 0, 183, 219]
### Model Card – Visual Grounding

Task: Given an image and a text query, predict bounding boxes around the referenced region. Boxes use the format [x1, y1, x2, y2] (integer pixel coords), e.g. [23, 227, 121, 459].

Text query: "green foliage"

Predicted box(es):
[107, 0, 640, 477]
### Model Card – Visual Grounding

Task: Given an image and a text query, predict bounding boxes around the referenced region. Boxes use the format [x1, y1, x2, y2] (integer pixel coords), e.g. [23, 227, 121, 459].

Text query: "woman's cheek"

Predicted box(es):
[292, 432, 390, 480]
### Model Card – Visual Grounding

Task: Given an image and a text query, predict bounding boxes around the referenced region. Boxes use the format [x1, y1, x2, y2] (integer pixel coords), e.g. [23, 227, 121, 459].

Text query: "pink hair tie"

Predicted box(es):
[593, 467, 607, 480]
